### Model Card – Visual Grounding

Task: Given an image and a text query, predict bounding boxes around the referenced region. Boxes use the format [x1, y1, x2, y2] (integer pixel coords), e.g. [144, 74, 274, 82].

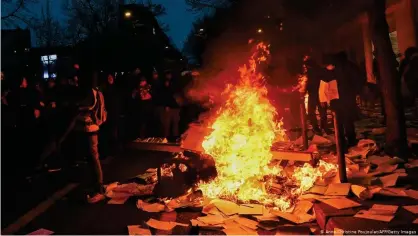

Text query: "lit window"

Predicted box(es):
[165, 46, 169, 49]
[199, 28, 204, 32]
[125, 11, 132, 18]
[153, 28, 156, 35]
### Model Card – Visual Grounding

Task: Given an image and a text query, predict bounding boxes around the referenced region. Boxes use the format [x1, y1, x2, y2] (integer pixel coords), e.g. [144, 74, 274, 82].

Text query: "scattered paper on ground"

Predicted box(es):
[379, 174, 399, 187]
[234, 217, 259, 230]
[127, 225, 151, 235]
[403, 205, 418, 214]
[405, 189, 418, 200]
[371, 164, 398, 176]
[137, 200, 165, 212]
[146, 219, 183, 231]
[239, 204, 263, 215]
[253, 211, 280, 222]
[293, 201, 313, 215]
[377, 187, 408, 197]
[108, 196, 130, 204]
[211, 199, 239, 216]
[320, 197, 361, 210]
[351, 185, 373, 200]
[28, 228, 54, 235]
[197, 215, 226, 225]
[308, 185, 327, 195]
[271, 210, 315, 224]
[190, 219, 224, 230]
[369, 204, 398, 215]
[325, 183, 351, 196]
[354, 210, 394, 222]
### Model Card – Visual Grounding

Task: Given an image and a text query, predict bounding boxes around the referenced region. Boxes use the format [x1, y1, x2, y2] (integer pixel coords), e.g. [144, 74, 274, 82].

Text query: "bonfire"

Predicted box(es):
[197, 42, 336, 211]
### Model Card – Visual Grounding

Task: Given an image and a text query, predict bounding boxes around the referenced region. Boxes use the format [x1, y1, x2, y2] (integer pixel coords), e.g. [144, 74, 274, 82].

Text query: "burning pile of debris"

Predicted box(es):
[114, 41, 418, 235]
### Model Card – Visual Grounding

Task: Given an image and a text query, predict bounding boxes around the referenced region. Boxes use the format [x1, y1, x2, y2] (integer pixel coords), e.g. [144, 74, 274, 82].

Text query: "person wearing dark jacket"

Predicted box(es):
[73, 70, 105, 204]
[320, 53, 360, 151]
[305, 56, 329, 134]
[101, 74, 121, 156]
[150, 71, 162, 137]
[132, 76, 153, 138]
[159, 71, 181, 140]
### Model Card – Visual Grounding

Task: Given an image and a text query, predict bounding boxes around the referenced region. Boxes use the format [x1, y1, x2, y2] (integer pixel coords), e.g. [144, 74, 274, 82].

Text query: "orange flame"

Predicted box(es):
[198, 42, 336, 211]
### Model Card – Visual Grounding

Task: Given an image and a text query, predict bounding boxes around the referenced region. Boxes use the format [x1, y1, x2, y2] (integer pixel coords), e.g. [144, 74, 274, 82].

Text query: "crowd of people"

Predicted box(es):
[1, 65, 204, 202]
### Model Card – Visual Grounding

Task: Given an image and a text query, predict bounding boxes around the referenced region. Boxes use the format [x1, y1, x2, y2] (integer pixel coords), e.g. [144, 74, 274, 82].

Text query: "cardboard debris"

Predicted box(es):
[308, 185, 327, 195]
[405, 159, 418, 169]
[405, 189, 418, 200]
[197, 215, 225, 225]
[211, 199, 239, 216]
[28, 228, 54, 235]
[403, 205, 418, 214]
[112, 183, 155, 196]
[137, 200, 166, 212]
[293, 201, 313, 215]
[368, 155, 392, 165]
[379, 173, 399, 187]
[369, 204, 398, 215]
[324, 183, 351, 196]
[238, 204, 263, 215]
[377, 187, 408, 197]
[105, 182, 120, 192]
[354, 210, 394, 222]
[127, 225, 151, 235]
[108, 196, 130, 204]
[370, 164, 398, 176]
[271, 210, 315, 224]
[234, 217, 259, 230]
[351, 185, 373, 200]
[146, 219, 187, 231]
[346, 139, 377, 159]
[202, 203, 223, 215]
[320, 197, 361, 210]
[105, 190, 132, 199]
[253, 211, 280, 222]
[190, 219, 224, 230]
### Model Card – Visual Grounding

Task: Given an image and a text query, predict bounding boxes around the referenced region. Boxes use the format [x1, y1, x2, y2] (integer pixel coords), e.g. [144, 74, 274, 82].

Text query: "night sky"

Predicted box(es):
[2, 0, 200, 49]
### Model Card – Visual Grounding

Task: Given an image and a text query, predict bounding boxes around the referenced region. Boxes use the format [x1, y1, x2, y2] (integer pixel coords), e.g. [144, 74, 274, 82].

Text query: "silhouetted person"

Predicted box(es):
[132, 76, 153, 138]
[101, 74, 121, 156]
[150, 71, 162, 137]
[305, 56, 329, 134]
[321, 53, 359, 151]
[73, 70, 105, 203]
[159, 71, 181, 140]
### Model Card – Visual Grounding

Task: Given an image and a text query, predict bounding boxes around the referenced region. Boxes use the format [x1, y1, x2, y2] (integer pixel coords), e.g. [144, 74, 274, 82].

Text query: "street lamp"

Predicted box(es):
[257, 28, 263, 33]
[124, 11, 132, 18]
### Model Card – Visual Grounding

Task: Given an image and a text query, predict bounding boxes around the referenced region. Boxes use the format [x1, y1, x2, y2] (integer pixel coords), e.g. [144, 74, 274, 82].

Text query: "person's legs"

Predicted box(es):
[307, 95, 320, 132]
[318, 103, 330, 133]
[87, 132, 105, 202]
[343, 117, 357, 148]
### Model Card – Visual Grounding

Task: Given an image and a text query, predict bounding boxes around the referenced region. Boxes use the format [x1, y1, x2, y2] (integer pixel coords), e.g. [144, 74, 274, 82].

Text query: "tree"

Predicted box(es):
[34, 0, 65, 48]
[185, 0, 235, 12]
[62, 0, 167, 44]
[1, 0, 38, 27]
[368, 0, 408, 158]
